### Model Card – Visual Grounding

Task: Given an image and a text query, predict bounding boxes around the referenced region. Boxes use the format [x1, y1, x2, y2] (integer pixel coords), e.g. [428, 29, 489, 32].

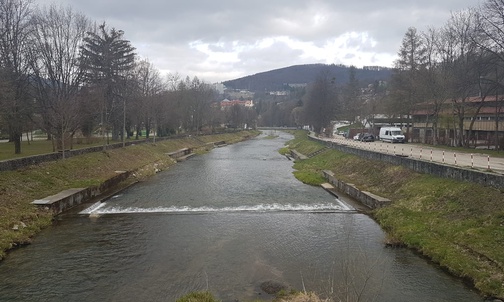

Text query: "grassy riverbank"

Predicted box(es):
[284, 130, 504, 299]
[176, 291, 325, 302]
[0, 131, 258, 260]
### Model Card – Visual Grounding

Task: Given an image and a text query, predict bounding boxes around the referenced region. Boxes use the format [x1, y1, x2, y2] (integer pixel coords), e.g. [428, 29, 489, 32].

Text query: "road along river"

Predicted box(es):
[0, 131, 483, 301]
[324, 135, 504, 174]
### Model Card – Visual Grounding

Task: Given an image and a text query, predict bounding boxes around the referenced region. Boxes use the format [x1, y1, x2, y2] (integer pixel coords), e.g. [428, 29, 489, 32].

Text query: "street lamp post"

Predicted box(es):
[123, 96, 126, 147]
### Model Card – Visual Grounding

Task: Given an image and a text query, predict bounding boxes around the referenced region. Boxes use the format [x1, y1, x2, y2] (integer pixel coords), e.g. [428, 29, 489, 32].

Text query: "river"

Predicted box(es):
[0, 131, 482, 301]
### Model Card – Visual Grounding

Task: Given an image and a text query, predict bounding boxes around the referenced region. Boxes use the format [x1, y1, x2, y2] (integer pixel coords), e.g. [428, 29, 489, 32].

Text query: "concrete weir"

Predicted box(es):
[166, 148, 195, 161]
[31, 171, 131, 215]
[32, 188, 91, 214]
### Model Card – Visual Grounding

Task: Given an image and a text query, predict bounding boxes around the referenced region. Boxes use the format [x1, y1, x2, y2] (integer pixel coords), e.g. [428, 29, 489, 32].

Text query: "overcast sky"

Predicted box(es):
[36, 0, 481, 84]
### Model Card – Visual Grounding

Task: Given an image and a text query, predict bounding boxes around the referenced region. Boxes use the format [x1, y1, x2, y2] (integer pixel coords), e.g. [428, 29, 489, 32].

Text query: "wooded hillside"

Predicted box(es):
[223, 64, 393, 91]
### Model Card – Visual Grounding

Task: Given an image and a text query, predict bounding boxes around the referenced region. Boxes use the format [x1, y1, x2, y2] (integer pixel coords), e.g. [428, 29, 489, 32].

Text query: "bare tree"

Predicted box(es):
[227, 103, 245, 129]
[193, 80, 217, 134]
[474, 0, 504, 149]
[440, 9, 494, 147]
[304, 68, 338, 135]
[29, 4, 91, 156]
[0, 0, 34, 154]
[175, 76, 216, 134]
[418, 27, 455, 145]
[128, 59, 165, 139]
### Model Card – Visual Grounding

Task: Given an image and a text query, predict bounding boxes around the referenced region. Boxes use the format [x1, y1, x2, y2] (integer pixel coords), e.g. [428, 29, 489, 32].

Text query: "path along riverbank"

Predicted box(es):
[0, 131, 259, 260]
[285, 130, 504, 300]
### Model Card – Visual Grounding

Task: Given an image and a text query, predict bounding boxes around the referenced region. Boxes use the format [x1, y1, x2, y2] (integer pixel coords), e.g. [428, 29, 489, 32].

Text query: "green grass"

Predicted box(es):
[284, 130, 326, 156]
[174, 290, 320, 302]
[278, 147, 290, 155]
[176, 291, 220, 302]
[292, 170, 326, 186]
[264, 134, 279, 139]
[0, 131, 261, 161]
[284, 131, 504, 299]
[0, 138, 116, 161]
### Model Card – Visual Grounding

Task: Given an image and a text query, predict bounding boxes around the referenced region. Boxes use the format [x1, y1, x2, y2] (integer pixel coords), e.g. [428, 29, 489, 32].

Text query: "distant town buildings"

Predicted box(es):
[220, 99, 254, 109]
[269, 91, 289, 96]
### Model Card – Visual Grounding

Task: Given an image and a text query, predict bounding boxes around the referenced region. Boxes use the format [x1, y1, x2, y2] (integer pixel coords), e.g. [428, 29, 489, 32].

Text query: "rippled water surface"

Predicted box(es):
[0, 131, 482, 301]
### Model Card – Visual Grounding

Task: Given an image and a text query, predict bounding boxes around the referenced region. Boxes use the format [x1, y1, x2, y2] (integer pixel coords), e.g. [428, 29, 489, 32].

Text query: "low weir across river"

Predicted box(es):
[0, 131, 483, 301]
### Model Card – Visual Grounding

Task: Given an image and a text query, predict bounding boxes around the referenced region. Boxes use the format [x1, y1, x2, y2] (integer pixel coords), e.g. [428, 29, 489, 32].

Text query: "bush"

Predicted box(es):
[175, 291, 219, 302]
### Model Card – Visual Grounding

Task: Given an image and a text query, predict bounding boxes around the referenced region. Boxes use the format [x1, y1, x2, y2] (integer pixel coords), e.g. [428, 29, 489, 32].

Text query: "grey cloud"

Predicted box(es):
[237, 40, 305, 68]
[36, 0, 480, 82]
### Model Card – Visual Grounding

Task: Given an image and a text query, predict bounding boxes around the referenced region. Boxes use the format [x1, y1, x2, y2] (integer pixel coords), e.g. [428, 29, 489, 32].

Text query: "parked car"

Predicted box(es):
[360, 133, 375, 142]
[353, 133, 363, 140]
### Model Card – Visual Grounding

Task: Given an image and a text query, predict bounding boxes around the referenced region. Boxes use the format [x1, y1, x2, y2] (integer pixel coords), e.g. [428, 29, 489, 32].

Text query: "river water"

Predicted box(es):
[0, 131, 482, 301]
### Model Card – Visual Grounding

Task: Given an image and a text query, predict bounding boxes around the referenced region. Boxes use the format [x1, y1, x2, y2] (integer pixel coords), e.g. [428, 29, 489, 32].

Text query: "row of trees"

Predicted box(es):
[0, 0, 237, 156]
[0, 0, 336, 156]
[389, 0, 504, 147]
[10, 0, 504, 154]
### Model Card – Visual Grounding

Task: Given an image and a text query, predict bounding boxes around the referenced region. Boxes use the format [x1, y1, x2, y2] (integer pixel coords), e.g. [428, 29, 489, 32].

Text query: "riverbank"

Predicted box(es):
[285, 130, 504, 300]
[0, 131, 259, 260]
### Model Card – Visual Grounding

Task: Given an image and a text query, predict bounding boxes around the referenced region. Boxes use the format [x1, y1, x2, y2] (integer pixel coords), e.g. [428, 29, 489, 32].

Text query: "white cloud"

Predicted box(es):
[35, 0, 480, 83]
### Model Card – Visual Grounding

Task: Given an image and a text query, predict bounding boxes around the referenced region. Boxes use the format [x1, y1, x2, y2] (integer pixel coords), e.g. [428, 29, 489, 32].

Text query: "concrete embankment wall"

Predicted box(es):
[290, 150, 308, 160]
[32, 171, 131, 215]
[322, 170, 390, 209]
[309, 136, 504, 190]
[166, 148, 192, 159]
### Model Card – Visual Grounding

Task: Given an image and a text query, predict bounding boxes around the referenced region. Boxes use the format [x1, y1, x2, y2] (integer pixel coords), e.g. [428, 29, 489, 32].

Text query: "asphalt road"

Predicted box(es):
[318, 135, 504, 175]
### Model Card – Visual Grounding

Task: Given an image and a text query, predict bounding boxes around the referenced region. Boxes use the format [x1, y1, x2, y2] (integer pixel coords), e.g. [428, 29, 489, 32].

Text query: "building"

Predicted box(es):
[220, 99, 254, 110]
[411, 95, 504, 147]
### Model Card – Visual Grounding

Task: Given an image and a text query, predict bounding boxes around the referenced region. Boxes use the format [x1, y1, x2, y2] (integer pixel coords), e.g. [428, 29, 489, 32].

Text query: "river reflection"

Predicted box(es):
[0, 131, 482, 301]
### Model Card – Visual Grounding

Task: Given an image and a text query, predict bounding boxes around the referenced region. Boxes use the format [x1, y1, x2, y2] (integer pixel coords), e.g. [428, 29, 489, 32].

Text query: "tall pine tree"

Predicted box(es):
[80, 22, 136, 141]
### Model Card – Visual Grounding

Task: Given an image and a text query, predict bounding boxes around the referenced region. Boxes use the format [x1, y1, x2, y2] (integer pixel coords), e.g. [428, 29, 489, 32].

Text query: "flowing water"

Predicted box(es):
[0, 131, 482, 301]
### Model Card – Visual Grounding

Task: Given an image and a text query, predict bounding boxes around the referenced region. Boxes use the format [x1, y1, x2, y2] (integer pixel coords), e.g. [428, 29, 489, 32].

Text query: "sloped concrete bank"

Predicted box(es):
[289, 149, 308, 160]
[322, 170, 391, 209]
[166, 147, 195, 161]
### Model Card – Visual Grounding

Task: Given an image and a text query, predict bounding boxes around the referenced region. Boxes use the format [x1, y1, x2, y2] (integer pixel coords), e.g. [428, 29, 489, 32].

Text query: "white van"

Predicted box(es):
[379, 127, 405, 143]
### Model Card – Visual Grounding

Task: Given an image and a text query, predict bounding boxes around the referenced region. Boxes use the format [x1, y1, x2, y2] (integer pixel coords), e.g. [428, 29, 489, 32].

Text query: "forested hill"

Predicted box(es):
[222, 64, 393, 91]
